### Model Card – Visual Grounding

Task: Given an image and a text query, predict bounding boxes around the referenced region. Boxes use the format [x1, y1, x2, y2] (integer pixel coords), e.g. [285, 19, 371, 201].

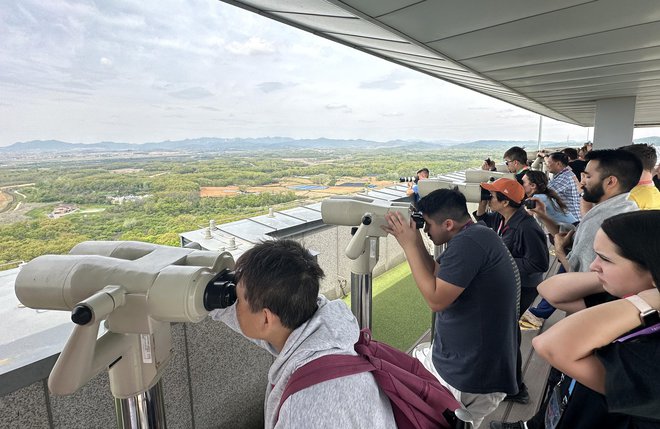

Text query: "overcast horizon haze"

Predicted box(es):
[2, 0, 660, 148]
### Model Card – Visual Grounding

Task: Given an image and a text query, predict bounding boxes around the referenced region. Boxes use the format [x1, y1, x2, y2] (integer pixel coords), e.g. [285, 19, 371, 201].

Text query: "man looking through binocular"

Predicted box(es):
[405, 167, 430, 205]
[383, 188, 519, 428]
[210, 240, 396, 429]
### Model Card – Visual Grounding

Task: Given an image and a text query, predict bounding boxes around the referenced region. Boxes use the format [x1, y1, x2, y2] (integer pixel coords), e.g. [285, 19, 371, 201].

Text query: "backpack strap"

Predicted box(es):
[276, 354, 374, 422]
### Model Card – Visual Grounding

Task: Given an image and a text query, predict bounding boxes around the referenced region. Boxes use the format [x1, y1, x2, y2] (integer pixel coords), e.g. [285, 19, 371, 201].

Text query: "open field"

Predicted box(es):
[0, 202, 51, 225]
[201, 177, 396, 199]
[0, 148, 486, 268]
[0, 191, 11, 213]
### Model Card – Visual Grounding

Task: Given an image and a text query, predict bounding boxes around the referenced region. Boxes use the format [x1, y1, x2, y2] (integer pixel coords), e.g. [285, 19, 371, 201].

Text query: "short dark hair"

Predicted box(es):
[549, 152, 569, 166]
[416, 188, 470, 224]
[503, 146, 528, 164]
[235, 239, 324, 329]
[619, 143, 657, 172]
[585, 149, 643, 193]
[601, 210, 660, 290]
[561, 148, 578, 160]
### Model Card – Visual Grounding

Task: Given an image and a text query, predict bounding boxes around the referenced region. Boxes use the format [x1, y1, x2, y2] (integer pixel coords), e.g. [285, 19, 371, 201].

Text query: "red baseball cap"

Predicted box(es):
[480, 178, 525, 204]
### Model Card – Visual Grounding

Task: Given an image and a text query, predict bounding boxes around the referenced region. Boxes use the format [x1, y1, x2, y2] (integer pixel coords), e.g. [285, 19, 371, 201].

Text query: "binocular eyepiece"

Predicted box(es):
[204, 268, 237, 310]
[399, 176, 419, 183]
[410, 211, 425, 229]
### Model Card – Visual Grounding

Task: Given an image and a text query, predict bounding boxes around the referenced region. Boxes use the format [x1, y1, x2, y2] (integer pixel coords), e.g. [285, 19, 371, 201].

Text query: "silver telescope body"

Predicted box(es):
[14, 241, 235, 402]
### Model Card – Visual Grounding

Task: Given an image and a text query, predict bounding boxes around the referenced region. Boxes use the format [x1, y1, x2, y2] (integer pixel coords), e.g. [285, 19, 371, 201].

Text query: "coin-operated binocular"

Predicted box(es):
[418, 170, 515, 202]
[321, 196, 422, 329]
[14, 241, 237, 429]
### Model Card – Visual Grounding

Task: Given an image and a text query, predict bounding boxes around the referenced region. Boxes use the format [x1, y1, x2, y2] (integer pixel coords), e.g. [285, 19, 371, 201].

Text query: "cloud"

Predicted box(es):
[359, 77, 404, 90]
[381, 112, 403, 117]
[325, 103, 348, 110]
[257, 81, 296, 93]
[325, 103, 352, 113]
[198, 105, 221, 111]
[226, 37, 275, 55]
[169, 87, 214, 99]
[100, 57, 112, 66]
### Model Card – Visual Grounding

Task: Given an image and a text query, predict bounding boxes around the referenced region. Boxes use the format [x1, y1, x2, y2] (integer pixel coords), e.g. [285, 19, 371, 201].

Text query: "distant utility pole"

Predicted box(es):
[537, 116, 543, 150]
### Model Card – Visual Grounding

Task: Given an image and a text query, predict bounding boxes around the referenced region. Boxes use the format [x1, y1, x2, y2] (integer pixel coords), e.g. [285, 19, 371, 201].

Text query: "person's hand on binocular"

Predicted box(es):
[382, 211, 419, 250]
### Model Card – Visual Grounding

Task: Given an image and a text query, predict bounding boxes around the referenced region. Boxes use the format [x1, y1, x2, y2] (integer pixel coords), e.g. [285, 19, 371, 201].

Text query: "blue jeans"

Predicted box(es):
[528, 265, 566, 319]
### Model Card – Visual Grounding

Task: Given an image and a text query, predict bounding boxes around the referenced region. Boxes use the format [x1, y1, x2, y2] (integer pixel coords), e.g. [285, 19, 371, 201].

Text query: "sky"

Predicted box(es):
[1, 0, 659, 147]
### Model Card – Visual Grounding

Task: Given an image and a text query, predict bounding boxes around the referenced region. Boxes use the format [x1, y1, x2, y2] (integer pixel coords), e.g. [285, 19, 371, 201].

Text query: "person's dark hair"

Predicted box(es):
[561, 148, 578, 161]
[417, 188, 470, 223]
[548, 152, 569, 166]
[503, 146, 528, 164]
[585, 149, 643, 193]
[417, 167, 430, 176]
[484, 158, 497, 171]
[234, 239, 324, 330]
[493, 191, 522, 209]
[620, 143, 657, 172]
[601, 210, 660, 290]
[523, 170, 568, 212]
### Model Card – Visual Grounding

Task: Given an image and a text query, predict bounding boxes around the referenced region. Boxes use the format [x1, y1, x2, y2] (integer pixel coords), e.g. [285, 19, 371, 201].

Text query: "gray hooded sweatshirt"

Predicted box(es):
[211, 296, 396, 429]
[567, 193, 638, 272]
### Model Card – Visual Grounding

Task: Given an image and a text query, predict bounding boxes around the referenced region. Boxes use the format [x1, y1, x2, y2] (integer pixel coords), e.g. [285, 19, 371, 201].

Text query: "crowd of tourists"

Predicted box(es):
[209, 142, 660, 429]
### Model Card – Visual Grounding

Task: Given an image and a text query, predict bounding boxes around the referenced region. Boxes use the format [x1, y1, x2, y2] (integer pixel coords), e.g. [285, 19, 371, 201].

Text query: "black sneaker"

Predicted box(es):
[504, 383, 530, 404]
[489, 421, 525, 429]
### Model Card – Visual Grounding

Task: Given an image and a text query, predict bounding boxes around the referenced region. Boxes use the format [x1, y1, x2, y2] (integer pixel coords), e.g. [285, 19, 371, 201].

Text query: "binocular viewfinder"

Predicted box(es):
[204, 269, 237, 310]
[410, 208, 425, 229]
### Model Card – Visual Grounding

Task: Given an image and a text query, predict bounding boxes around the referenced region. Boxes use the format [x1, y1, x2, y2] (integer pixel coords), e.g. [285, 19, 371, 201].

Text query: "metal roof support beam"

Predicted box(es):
[593, 97, 636, 149]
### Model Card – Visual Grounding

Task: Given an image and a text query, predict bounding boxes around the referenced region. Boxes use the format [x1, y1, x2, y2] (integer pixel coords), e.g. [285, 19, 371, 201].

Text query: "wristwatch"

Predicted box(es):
[626, 295, 660, 327]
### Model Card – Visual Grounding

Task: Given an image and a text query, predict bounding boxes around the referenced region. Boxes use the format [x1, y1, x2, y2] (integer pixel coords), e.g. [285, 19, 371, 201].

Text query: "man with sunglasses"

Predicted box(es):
[503, 146, 530, 184]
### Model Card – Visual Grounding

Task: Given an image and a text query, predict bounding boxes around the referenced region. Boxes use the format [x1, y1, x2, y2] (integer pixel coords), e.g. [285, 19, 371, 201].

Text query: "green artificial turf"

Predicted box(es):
[342, 261, 432, 351]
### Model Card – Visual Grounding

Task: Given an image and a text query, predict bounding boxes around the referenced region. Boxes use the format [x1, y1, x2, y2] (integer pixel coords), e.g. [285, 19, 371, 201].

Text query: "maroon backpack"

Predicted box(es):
[277, 329, 464, 429]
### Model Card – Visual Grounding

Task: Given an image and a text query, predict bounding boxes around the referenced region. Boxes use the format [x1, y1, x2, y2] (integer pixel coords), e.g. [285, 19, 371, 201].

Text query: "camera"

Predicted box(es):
[400, 176, 419, 183]
[480, 187, 491, 201]
[409, 208, 425, 229]
[204, 268, 237, 310]
[524, 199, 536, 209]
[480, 176, 497, 201]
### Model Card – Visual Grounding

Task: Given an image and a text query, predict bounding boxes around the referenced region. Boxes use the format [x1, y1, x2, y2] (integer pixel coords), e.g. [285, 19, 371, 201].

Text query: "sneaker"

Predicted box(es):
[519, 309, 544, 329]
[489, 421, 526, 429]
[504, 383, 530, 404]
[519, 319, 541, 331]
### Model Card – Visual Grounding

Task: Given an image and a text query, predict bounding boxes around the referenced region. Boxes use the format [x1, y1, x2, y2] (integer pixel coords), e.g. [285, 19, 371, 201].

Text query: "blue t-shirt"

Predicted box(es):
[533, 193, 578, 226]
[411, 183, 420, 204]
[432, 223, 519, 395]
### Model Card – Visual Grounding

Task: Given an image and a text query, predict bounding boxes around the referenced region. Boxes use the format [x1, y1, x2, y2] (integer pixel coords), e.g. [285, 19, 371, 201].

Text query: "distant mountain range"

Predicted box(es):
[1, 136, 659, 153]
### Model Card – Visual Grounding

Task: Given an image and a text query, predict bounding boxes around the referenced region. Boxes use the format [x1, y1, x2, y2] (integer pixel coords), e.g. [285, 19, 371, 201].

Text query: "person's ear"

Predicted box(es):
[605, 175, 618, 191]
[262, 308, 281, 333]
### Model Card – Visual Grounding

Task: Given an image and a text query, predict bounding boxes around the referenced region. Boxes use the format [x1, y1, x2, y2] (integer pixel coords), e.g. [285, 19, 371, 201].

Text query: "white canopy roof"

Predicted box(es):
[220, 0, 660, 127]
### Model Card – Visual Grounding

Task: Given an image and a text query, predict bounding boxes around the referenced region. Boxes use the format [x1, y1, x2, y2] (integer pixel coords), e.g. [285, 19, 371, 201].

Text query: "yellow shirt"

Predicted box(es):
[628, 184, 660, 210]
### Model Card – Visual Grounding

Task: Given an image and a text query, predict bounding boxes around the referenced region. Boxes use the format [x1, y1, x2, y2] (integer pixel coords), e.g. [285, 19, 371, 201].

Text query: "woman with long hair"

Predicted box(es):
[522, 170, 578, 235]
[531, 210, 660, 428]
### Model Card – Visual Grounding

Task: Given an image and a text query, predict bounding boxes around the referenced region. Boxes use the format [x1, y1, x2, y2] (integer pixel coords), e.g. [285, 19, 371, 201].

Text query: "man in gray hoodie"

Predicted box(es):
[210, 239, 395, 429]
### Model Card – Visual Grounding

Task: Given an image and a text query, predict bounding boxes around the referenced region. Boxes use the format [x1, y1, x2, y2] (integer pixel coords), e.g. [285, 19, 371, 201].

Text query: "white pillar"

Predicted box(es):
[593, 97, 636, 149]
